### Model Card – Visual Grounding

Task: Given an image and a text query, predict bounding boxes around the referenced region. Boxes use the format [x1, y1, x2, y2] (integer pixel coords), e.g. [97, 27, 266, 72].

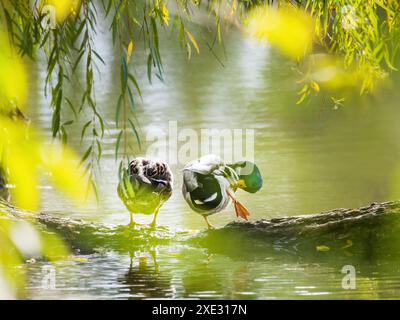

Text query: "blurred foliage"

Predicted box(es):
[1, 0, 400, 298]
[245, 5, 314, 60]
[42, 0, 81, 22]
[245, 1, 400, 104]
[0, 117, 87, 210]
[0, 0, 226, 299]
[0, 33, 27, 112]
[3, 0, 397, 182]
[0, 218, 70, 299]
[0, 29, 86, 298]
[0, 0, 398, 182]
[0, 0, 226, 194]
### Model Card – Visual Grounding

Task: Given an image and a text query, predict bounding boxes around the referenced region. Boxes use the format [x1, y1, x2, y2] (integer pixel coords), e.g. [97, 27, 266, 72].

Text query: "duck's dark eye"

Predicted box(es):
[146, 167, 156, 176]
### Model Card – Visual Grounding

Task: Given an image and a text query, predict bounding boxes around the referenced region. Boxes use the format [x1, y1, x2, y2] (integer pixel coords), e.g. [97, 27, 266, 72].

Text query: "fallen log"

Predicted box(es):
[2, 199, 400, 259]
[193, 201, 400, 261]
[0, 199, 193, 253]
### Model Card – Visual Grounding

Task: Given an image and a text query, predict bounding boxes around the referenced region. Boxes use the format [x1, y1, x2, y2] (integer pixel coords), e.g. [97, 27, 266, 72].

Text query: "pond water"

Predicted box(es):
[23, 19, 400, 299]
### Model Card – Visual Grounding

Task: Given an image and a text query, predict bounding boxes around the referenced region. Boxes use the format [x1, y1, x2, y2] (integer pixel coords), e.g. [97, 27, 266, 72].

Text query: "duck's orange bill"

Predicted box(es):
[226, 189, 251, 221]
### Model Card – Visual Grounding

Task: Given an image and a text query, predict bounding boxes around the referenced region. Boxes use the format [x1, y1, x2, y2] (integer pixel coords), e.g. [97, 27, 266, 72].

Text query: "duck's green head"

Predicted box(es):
[231, 161, 263, 193]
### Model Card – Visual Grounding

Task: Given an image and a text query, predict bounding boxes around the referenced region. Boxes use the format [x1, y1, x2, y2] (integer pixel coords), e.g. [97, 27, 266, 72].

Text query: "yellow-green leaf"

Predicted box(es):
[127, 40, 134, 62]
[245, 6, 314, 60]
[186, 31, 200, 54]
[40, 144, 87, 204]
[316, 245, 330, 252]
[161, 3, 169, 26]
[341, 239, 353, 250]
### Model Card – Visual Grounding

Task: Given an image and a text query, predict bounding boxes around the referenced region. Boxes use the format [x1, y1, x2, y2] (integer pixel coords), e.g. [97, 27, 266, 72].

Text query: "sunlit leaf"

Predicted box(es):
[186, 31, 200, 54]
[316, 245, 330, 252]
[0, 118, 39, 211]
[161, 2, 170, 26]
[40, 143, 87, 204]
[0, 220, 26, 298]
[41, 231, 70, 261]
[341, 240, 353, 250]
[0, 116, 88, 209]
[127, 40, 134, 62]
[245, 6, 314, 60]
[43, 0, 81, 23]
[71, 257, 88, 263]
[0, 33, 27, 112]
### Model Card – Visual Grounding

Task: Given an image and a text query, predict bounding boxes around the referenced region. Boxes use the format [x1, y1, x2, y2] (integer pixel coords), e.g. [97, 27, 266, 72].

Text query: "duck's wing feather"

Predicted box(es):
[183, 154, 225, 175]
[182, 154, 226, 193]
[182, 155, 231, 214]
[182, 172, 230, 214]
[146, 160, 173, 201]
[118, 158, 173, 213]
[182, 170, 199, 193]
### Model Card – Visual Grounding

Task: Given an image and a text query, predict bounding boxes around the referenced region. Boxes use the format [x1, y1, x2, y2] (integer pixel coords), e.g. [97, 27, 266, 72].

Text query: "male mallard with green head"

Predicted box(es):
[182, 154, 263, 229]
[118, 158, 173, 227]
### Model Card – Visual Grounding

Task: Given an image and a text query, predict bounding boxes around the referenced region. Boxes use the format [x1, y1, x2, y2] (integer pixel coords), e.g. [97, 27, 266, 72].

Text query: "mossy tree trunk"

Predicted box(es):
[2, 199, 400, 259]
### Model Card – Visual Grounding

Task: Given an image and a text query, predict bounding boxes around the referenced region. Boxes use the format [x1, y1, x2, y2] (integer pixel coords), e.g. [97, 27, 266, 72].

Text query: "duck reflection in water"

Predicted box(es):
[119, 248, 173, 299]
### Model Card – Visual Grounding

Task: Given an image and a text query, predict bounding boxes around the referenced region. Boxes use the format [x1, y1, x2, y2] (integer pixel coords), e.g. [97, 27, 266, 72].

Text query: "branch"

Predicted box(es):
[2, 199, 400, 258]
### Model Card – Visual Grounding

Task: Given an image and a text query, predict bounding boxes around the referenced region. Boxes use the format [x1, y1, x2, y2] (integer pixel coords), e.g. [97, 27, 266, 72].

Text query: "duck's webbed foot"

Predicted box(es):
[128, 213, 137, 227]
[149, 221, 157, 228]
[203, 216, 215, 230]
[149, 208, 160, 228]
[226, 188, 251, 221]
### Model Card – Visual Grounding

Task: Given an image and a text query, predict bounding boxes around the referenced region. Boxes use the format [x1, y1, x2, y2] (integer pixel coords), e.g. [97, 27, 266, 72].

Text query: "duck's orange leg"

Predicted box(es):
[203, 216, 215, 229]
[226, 189, 251, 221]
[128, 212, 136, 227]
[149, 207, 160, 228]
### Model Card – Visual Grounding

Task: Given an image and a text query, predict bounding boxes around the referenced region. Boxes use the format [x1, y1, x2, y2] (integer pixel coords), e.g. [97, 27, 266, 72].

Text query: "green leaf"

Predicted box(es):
[115, 94, 123, 127]
[128, 119, 141, 150]
[65, 98, 78, 119]
[147, 53, 153, 84]
[120, 57, 128, 93]
[81, 120, 92, 142]
[96, 139, 102, 162]
[127, 86, 135, 111]
[72, 50, 85, 72]
[80, 146, 93, 166]
[52, 90, 63, 137]
[186, 31, 200, 54]
[128, 73, 142, 99]
[115, 130, 123, 160]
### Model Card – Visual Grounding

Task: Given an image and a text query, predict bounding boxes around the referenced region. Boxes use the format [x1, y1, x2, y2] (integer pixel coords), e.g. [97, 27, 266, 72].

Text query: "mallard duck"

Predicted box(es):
[182, 154, 263, 229]
[118, 158, 173, 227]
